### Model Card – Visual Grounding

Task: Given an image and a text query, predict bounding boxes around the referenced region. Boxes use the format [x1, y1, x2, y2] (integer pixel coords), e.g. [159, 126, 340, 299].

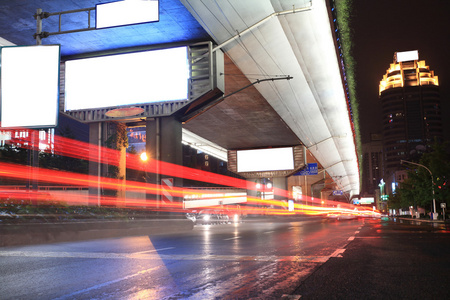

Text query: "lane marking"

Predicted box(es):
[281, 294, 302, 299]
[0, 247, 174, 260]
[264, 231, 275, 234]
[0, 250, 332, 263]
[355, 231, 360, 234]
[53, 265, 163, 300]
[330, 248, 346, 257]
[348, 236, 355, 241]
[133, 247, 174, 255]
[224, 236, 240, 240]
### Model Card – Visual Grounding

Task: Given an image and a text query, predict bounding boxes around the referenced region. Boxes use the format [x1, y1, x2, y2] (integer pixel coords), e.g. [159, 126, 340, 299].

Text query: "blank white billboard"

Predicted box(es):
[396, 50, 418, 63]
[96, 0, 159, 29]
[237, 147, 295, 172]
[64, 47, 189, 111]
[0, 45, 60, 128]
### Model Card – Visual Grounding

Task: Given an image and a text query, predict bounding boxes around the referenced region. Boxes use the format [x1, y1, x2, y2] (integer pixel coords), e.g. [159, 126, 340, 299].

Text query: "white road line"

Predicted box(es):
[348, 236, 355, 241]
[133, 247, 174, 255]
[53, 265, 163, 300]
[281, 294, 302, 299]
[0, 250, 332, 263]
[330, 248, 346, 257]
[0, 248, 174, 260]
[355, 231, 360, 234]
[264, 231, 275, 234]
[224, 236, 240, 240]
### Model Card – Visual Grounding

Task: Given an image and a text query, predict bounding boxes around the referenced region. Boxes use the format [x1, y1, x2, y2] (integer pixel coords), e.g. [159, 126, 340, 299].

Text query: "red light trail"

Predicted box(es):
[0, 128, 378, 218]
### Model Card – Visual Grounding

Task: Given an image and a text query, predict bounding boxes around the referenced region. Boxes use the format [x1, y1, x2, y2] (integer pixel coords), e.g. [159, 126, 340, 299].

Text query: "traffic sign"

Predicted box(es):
[294, 163, 318, 176]
[332, 190, 343, 196]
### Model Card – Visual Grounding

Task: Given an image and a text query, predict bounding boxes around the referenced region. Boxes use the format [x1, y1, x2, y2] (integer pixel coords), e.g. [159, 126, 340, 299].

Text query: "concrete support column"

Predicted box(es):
[88, 122, 127, 207]
[146, 116, 183, 207]
[89, 122, 102, 206]
[117, 145, 127, 207]
[272, 177, 288, 201]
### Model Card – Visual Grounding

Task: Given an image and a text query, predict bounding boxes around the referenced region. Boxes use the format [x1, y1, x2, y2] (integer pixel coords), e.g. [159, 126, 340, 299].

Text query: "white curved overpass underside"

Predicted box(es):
[181, 0, 360, 196]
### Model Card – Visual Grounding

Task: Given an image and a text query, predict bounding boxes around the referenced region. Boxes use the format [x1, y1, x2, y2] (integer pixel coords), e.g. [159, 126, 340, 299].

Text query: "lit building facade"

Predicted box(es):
[379, 50, 443, 193]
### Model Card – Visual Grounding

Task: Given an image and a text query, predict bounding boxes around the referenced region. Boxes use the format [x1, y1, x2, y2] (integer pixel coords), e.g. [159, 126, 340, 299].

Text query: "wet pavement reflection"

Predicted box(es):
[0, 218, 367, 299]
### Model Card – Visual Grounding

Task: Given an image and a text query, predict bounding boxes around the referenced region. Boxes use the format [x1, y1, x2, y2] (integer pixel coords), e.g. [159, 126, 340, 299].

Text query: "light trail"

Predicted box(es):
[0, 128, 380, 218]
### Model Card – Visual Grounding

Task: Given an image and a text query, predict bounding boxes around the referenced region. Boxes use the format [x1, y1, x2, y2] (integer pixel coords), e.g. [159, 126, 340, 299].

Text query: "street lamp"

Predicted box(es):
[400, 160, 436, 216]
[140, 151, 149, 182]
[140, 152, 149, 162]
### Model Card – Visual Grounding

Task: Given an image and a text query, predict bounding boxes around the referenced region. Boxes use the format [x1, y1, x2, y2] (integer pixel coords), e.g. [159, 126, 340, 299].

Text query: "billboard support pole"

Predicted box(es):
[35, 9, 43, 45]
[25, 9, 43, 198]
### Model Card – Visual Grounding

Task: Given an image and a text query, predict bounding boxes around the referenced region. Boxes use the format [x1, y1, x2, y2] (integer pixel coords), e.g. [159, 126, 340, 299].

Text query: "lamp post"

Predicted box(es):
[400, 160, 436, 216]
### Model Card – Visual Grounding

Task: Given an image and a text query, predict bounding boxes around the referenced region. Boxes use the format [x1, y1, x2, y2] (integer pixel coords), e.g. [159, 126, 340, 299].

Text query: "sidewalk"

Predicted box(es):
[293, 218, 450, 299]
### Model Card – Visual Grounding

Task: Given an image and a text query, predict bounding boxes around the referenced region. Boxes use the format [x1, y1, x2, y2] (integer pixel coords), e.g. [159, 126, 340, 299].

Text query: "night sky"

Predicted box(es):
[351, 0, 450, 143]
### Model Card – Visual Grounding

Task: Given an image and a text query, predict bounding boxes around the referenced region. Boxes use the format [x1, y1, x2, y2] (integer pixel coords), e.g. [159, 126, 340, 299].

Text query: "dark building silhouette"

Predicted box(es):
[379, 50, 443, 192]
[362, 133, 383, 194]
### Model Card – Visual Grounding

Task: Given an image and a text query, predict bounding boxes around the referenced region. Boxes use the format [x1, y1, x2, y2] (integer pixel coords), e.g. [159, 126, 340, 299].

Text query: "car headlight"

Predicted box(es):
[233, 214, 239, 222]
[203, 215, 210, 221]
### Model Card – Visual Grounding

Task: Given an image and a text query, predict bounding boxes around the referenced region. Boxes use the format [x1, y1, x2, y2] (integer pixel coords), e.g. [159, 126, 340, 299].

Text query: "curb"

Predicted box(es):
[395, 217, 448, 224]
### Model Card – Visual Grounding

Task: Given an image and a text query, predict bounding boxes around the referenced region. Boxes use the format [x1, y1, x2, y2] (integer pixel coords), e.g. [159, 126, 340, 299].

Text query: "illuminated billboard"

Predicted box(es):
[353, 197, 375, 205]
[237, 147, 295, 172]
[64, 46, 189, 111]
[0, 45, 60, 128]
[96, 0, 159, 29]
[396, 50, 418, 63]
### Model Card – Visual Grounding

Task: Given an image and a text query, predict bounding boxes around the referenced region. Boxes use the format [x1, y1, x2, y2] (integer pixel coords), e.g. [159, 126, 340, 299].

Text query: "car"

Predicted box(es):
[193, 209, 223, 225]
[186, 209, 243, 225]
[185, 211, 197, 223]
[326, 212, 357, 221]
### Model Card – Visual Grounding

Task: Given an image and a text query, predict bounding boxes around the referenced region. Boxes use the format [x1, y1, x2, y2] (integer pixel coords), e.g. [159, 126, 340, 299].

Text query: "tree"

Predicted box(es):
[394, 141, 450, 212]
[39, 126, 88, 174]
[104, 122, 129, 202]
[104, 122, 128, 179]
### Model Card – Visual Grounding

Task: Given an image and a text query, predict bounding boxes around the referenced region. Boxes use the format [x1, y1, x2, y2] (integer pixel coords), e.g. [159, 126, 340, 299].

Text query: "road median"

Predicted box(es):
[0, 218, 194, 247]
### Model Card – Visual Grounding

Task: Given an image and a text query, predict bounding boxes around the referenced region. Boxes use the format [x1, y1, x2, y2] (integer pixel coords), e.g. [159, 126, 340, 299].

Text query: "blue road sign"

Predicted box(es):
[294, 163, 318, 176]
[332, 190, 343, 196]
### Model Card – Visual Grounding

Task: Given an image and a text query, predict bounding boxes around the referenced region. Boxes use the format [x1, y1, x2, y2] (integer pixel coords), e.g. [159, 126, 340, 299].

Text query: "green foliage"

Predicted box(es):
[104, 122, 129, 181]
[334, 0, 361, 176]
[0, 126, 88, 175]
[392, 142, 450, 211]
[0, 143, 28, 165]
[0, 199, 157, 223]
[40, 126, 88, 174]
[39, 150, 88, 174]
[105, 122, 129, 151]
[105, 122, 129, 181]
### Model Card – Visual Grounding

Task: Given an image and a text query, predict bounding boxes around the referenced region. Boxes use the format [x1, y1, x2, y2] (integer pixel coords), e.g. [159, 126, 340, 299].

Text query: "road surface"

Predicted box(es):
[0, 217, 364, 299]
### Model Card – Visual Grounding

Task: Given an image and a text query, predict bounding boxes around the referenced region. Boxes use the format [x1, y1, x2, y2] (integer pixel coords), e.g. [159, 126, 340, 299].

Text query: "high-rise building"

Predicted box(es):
[379, 50, 443, 192]
[362, 133, 383, 194]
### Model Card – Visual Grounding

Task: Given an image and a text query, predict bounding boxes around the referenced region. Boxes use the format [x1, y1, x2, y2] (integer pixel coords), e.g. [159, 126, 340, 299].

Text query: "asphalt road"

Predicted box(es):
[3, 217, 447, 299]
[0, 217, 363, 299]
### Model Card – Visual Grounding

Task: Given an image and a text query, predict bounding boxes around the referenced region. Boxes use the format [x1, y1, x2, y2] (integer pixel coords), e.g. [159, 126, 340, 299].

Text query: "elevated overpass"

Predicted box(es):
[0, 0, 360, 199]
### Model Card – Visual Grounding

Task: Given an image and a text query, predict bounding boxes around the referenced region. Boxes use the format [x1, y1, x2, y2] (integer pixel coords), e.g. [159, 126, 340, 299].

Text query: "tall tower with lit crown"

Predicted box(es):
[379, 50, 443, 187]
